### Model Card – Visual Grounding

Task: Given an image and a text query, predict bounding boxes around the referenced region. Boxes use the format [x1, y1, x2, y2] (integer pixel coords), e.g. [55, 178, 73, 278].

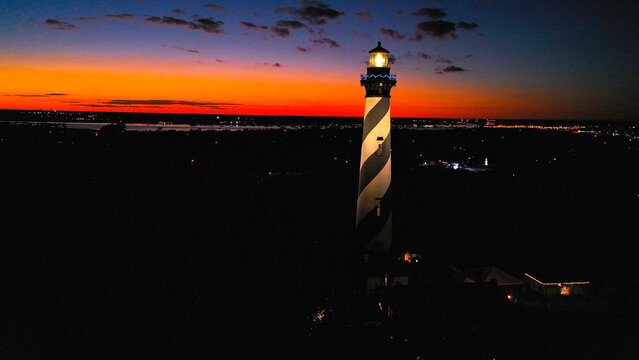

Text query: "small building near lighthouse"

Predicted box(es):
[524, 273, 590, 297]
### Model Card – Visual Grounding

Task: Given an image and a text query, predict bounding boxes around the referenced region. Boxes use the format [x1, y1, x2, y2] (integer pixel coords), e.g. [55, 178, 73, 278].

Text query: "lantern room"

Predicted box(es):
[368, 41, 390, 68]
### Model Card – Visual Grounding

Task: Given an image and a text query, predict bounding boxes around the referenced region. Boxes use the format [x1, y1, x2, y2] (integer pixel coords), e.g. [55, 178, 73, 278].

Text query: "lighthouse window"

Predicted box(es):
[376, 137, 384, 156]
[375, 198, 382, 216]
[379, 83, 383, 87]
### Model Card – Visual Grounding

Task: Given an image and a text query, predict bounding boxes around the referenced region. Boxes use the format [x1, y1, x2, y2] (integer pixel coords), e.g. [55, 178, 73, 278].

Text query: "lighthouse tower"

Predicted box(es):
[356, 42, 397, 253]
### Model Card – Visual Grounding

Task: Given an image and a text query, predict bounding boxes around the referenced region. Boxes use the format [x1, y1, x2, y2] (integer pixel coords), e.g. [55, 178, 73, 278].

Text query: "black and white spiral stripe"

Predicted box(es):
[356, 96, 392, 253]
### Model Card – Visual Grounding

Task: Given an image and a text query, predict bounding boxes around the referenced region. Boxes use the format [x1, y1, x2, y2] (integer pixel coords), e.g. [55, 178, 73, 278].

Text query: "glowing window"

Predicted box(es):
[376, 137, 384, 156]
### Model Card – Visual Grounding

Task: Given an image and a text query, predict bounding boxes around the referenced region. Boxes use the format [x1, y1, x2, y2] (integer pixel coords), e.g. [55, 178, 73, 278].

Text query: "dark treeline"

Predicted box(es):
[0, 122, 637, 358]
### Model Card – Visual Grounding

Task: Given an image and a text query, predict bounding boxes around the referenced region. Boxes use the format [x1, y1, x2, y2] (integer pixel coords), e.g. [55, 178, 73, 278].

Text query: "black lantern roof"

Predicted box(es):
[368, 41, 389, 54]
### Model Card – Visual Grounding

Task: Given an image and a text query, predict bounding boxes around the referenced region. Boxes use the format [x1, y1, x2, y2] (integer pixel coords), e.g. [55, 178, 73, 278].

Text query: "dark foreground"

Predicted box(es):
[1, 121, 638, 359]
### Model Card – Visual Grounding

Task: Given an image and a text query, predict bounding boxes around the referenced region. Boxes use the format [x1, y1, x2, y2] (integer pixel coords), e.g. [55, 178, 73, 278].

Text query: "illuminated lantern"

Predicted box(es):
[369, 42, 390, 68]
[356, 42, 397, 253]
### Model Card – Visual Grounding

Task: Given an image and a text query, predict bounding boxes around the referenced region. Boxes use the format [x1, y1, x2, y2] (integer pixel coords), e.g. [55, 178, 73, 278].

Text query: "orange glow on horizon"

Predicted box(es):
[0, 58, 574, 119]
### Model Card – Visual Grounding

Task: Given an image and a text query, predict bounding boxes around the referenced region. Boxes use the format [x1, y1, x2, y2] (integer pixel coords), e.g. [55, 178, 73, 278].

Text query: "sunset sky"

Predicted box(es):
[1, 0, 637, 119]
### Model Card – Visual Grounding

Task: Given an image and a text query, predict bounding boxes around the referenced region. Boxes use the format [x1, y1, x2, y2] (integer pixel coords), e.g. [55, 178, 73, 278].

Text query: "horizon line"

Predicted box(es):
[0, 108, 637, 122]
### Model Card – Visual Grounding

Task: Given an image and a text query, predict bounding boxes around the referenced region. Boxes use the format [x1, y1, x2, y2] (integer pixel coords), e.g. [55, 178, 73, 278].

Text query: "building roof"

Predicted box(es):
[464, 266, 525, 286]
[369, 41, 389, 54]
[524, 273, 590, 286]
[483, 266, 525, 285]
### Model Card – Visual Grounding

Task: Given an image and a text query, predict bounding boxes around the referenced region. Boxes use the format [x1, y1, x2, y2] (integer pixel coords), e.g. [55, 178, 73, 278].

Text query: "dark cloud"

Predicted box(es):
[457, 21, 479, 30]
[100, 99, 239, 108]
[193, 18, 226, 33]
[412, 8, 447, 19]
[418, 52, 430, 60]
[172, 9, 185, 15]
[388, 54, 396, 65]
[354, 12, 372, 21]
[311, 37, 340, 48]
[256, 62, 284, 68]
[239, 21, 268, 30]
[414, 20, 456, 39]
[275, 1, 344, 25]
[270, 27, 290, 38]
[79, 104, 121, 108]
[170, 45, 199, 54]
[395, 10, 403, 17]
[297, 46, 310, 52]
[275, 20, 307, 29]
[204, 3, 226, 12]
[239, 21, 291, 38]
[436, 66, 466, 74]
[216, 59, 225, 63]
[146, 16, 185, 25]
[435, 56, 452, 64]
[145, 16, 225, 34]
[6, 93, 67, 97]
[76, 17, 95, 21]
[462, 54, 474, 59]
[44, 19, 76, 30]
[105, 14, 135, 20]
[379, 28, 405, 40]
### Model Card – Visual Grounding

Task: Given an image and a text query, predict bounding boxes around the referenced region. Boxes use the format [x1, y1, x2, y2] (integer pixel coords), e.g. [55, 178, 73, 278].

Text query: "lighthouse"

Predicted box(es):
[356, 42, 397, 253]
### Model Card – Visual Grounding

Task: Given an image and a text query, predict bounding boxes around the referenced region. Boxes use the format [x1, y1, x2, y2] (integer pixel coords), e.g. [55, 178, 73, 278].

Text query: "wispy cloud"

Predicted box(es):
[256, 62, 284, 68]
[275, 20, 307, 29]
[239, 21, 290, 38]
[44, 19, 76, 30]
[380, 28, 405, 40]
[457, 21, 479, 31]
[105, 14, 135, 21]
[240, 21, 268, 30]
[170, 45, 199, 54]
[204, 3, 226, 12]
[6, 93, 68, 97]
[311, 37, 340, 48]
[354, 11, 372, 21]
[412, 20, 479, 40]
[90, 99, 240, 109]
[275, 1, 344, 25]
[436, 65, 466, 74]
[145, 16, 225, 34]
[435, 56, 452, 64]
